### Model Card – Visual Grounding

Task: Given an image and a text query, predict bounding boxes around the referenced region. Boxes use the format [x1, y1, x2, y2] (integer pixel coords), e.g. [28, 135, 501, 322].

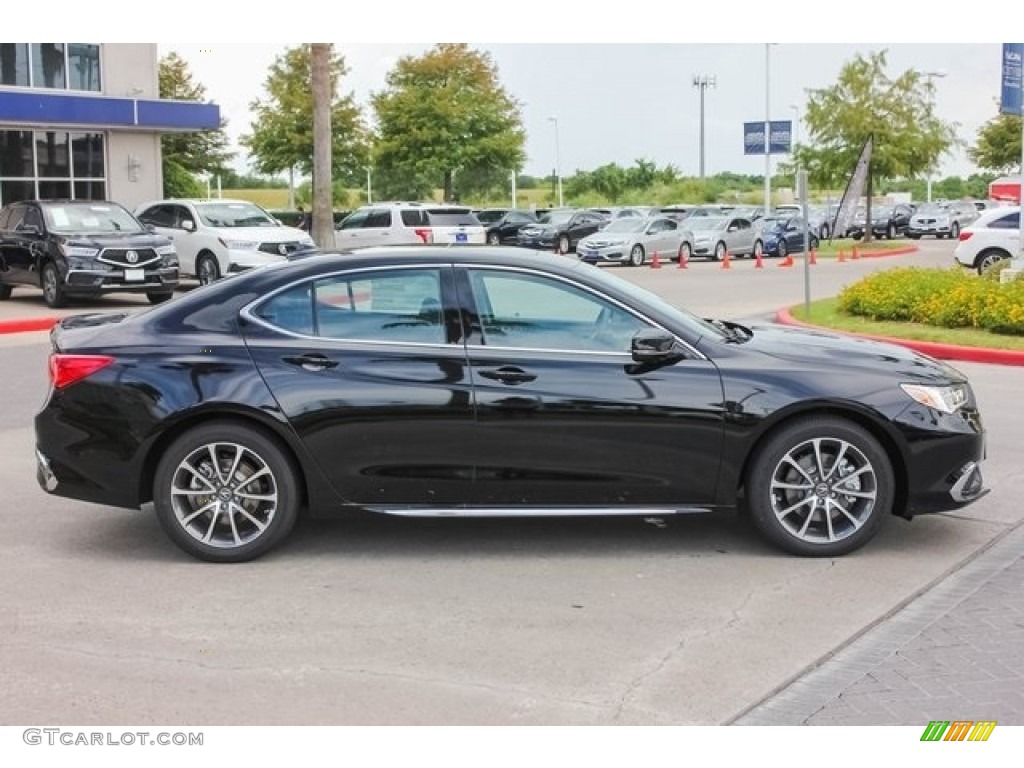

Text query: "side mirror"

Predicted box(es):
[631, 328, 683, 364]
[182, 220, 195, 232]
[144, 223, 156, 233]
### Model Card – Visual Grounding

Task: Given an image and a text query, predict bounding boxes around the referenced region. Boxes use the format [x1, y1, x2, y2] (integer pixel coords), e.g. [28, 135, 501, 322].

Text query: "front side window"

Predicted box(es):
[467, 270, 649, 353]
[340, 210, 368, 230]
[255, 268, 447, 345]
[364, 209, 392, 228]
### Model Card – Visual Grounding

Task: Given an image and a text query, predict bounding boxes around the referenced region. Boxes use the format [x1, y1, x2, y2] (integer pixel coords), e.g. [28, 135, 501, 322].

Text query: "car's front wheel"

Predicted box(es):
[777, 240, 788, 259]
[41, 261, 68, 308]
[487, 232, 501, 246]
[153, 422, 300, 562]
[0, 284, 12, 300]
[678, 241, 692, 264]
[147, 291, 174, 305]
[197, 253, 221, 286]
[745, 416, 893, 557]
[713, 241, 726, 261]
[950, 223, 961, 239]
[629, 244, 645, 267]
[558, 234, 571, 254]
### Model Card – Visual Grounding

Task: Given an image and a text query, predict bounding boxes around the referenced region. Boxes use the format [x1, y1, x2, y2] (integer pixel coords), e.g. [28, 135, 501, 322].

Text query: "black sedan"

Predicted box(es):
[475, 208, 538, 245]
[515, 209, 607, 253]
[848, 203, 915, 240]
[35, 247, 988, 562]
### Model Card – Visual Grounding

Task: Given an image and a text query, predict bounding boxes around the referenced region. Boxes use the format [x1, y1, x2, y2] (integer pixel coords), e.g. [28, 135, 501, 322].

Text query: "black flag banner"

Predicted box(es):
[830, 135, 873, 242]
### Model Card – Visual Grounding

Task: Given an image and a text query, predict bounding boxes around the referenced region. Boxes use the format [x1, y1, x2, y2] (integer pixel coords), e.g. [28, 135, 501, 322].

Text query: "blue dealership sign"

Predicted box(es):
[1001, 43, 1023, 116]
[743, 120, 793, 155]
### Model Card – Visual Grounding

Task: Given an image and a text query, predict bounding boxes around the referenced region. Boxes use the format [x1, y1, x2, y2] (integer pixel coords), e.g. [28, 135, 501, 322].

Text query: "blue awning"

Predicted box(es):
[0, 90, 220, 131]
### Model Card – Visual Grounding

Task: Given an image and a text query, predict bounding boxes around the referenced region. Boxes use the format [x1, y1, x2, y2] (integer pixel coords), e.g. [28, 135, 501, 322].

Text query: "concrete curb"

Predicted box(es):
[0, 316, 59, 335]
[776, 307, 1024, 367]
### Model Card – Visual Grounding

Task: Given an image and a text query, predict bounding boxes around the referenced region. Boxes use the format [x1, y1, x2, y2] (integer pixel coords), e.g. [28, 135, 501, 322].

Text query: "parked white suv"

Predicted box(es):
[334, 202, 485, 249]
[135, 199, 314, 284]
[954, 206, 1020, 274]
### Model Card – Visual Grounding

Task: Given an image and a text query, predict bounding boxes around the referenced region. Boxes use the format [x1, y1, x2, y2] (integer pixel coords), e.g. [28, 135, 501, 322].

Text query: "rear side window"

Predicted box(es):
[427, 209, 480, 226]
[400, 210, 428, 227]
[988, 211, 1020, 229]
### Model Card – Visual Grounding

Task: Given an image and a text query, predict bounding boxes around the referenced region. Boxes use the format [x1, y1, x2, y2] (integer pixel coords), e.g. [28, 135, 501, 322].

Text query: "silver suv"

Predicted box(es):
[907, 201, 979, 240]
[334, 202, 486, 249]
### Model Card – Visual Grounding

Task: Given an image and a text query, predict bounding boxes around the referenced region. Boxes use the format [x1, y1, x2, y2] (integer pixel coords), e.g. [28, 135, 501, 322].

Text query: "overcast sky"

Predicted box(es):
[59, 1, 1009, 182]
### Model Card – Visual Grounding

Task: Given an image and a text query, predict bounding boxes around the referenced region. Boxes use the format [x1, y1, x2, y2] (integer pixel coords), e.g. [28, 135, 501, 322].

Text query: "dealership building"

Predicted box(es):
[0, 43, 219, 210]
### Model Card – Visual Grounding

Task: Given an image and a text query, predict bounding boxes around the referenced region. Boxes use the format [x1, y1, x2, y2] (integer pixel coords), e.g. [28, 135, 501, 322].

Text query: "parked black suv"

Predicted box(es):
[0, 200, 179, 308]
[475, 208, 538, 245]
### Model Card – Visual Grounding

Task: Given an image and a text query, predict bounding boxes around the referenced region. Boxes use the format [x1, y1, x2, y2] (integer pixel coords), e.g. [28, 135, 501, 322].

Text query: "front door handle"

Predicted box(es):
[478, 366, 536, 385]
[282, 353, 339, 372]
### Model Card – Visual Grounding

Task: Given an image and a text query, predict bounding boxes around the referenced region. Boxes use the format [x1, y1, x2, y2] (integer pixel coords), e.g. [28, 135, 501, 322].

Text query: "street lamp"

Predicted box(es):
[692, 74, 716, 178]
[547, 115, 563, 208]
[920, 70, 947, 202]
[764, 43, 777, 218]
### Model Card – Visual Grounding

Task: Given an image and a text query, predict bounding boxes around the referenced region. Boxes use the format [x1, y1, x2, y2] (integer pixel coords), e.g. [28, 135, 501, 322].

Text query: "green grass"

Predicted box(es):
[222, 189, 292, 208]
[789, 297, 1024, 351]
[811, 239, 910, 257]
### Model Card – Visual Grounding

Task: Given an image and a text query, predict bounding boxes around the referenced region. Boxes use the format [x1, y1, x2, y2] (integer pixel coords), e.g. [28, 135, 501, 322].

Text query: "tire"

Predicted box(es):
[886, 223, 894, 240]
[487, 232, 501, 246]
[950, 223, 960, 239]
[752, 239, 764, 259]
[678, 241, 692, 264]
[558, 234, 571, 254]
[153, 421, 300, 563]
[820, 224, 830, 240]
[852, 232, 863, 241]
[908, 233, 921, 240]
[629, 243, 645, 267]
[147, 291, 174, 305]
[197, 253, 221, 286]
[977, 250, 1010, 275]
[713, 241, 726, 262]
[41, 262, 68, 308]
[745, 417, 893, 557]
[0, 284, 12, 300]
[810, 236, 820, 250]
[777, 240, 788, 259]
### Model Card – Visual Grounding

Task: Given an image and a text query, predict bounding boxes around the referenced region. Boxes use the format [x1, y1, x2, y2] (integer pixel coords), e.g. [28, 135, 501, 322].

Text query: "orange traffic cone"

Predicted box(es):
[809, 248, 818, 266]
[851, 245, 860, 260]
[721, 249, 731, 269]
[677, 249, 688, 269]
[651, 249, 661, 269]
[754, 249, 764, 269]
[778, 252, 794, 267]
[838, 249, 846, 263]
[553, 242, 562, 256]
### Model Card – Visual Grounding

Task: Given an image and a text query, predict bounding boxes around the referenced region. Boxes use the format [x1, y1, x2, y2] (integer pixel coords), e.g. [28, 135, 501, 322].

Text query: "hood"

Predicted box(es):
[212, 226, 310, 243]
[60, 231, 171, 249]
[739, 323, 965, 384]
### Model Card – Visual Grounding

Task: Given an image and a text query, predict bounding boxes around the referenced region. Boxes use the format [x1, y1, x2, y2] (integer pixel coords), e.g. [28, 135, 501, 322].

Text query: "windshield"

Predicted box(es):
[873, 207, 894, 218]
[688, 217, 726, 231]
[916, 203, 948, 215]
[195, 202, 279, 228]
[603, 218, 646, 233]
[475, 210, 505, 225]
[42, 202, 144, 234]
[538, 210, 574, 225]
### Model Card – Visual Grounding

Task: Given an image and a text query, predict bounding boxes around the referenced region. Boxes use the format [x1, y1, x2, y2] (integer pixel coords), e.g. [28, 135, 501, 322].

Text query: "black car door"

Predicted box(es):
[3, 204, 45, 286]
[241, 263, 479, 505]
[455, 265, 726, 507]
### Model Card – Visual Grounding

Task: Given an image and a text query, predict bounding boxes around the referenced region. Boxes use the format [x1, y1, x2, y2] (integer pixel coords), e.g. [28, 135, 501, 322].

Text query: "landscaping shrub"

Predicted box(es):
[837, 267, 1024, 336]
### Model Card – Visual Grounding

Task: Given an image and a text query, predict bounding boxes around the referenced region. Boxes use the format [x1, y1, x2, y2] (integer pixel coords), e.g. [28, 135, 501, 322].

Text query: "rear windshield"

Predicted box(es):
[427, 210, 481, 226]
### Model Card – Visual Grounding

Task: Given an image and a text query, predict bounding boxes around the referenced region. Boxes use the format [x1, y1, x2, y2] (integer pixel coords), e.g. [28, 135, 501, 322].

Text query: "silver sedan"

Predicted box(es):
[576, 216, 695, 267]
[689, 215, 763, 261]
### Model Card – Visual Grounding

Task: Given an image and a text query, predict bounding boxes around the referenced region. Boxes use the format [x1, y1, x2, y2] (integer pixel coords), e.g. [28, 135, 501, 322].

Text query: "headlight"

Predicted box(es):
[60, 245, 99, 258]
[156, 245, 176, 256]
[300, 237, 315, 247]
[900, 383, 968, 414]
[219, 238, 259, 250]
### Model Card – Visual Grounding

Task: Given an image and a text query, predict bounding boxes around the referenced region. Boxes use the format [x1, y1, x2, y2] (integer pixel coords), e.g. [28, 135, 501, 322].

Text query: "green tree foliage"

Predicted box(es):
[970, 112, 1023, 174]
[158, 52, 233, 197]
[794, 51, 958, 190]
[242, 45, 367, 185]
[371, 43, 526, 201]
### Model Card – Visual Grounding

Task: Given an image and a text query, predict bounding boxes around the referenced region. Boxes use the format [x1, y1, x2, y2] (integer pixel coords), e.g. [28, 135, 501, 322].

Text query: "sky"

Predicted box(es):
[50, 2, 1016, 183]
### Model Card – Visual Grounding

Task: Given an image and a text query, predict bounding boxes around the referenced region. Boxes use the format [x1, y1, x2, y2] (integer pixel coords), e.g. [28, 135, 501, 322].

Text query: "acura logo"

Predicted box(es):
[126, 250, 139, 264]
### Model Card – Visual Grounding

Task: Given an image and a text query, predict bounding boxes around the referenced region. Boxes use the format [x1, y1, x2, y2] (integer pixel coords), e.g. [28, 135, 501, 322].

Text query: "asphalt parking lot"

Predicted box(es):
[1, 238, 1020, 725]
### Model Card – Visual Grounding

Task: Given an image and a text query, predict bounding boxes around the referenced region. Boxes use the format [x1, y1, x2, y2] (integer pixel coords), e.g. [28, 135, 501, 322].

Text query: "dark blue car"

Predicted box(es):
[759, 215, 820, 257]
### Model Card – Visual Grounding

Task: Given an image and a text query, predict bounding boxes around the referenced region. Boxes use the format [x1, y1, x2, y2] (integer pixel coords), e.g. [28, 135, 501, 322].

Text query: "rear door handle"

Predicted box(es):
[282, 353, 339, 372]
[478, 366, 536, 385]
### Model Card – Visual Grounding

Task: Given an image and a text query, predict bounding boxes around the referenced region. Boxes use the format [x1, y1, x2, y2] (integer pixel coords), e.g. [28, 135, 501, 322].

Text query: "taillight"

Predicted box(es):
[413, 228, 434, 244]
[48, 354, 115, 389]
[959, 231, 973, 241]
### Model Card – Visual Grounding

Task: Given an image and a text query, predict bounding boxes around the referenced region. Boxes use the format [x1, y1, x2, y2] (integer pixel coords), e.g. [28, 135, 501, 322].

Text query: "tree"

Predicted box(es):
[371, 44, 526, 201]
[794, 50, 958, 240]
[310, 44, 334, 248]
[970, 111, 1023, 174]
[241, 45, 367, 189]
[158, 52, 233, 197]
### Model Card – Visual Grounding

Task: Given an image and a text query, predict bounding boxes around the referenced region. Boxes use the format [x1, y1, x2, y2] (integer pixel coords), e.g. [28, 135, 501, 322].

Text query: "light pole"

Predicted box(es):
[789, 104, 800, 150]
[692, 75, 716, 178]
[547, 115, 563, 208]
[764, 43, 775, 218]
[920, 70, 947, 202]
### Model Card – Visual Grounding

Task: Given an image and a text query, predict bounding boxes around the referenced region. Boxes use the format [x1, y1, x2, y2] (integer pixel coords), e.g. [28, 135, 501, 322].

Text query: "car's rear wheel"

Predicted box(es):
[752, 239, 764, 259]
[820, 224, 830, 240]
[41, 261, 68, 308]
[777, 240, 788, 259]
[886, 223, 895, 239]
[487, 232, 501, 246]
[0, 284, 12, 300]
[977, 249, 1011, 275]
[745, 417, 892, 557]
[678, 241, 692, 264]
[147, 291, 174, 305]
[908, 233, 921, 240]
[713, 241, 726, 261]
[629, 244, 645, 267]
[153, 422, 300, 562]
[197, 253, 221, 286]
[950, 223, 960, 239]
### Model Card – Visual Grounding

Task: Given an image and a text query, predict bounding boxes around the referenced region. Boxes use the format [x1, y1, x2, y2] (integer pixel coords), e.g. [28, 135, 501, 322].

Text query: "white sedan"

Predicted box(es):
[576, 217, 694, 267]
[953, 206, 1020, 274]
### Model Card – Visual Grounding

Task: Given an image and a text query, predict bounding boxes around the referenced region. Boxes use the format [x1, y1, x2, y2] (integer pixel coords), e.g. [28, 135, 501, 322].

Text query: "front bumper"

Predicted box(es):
[907, 224, 951, 237]
[64, 266, 179, 295]
[578, 244, 629, 263]
[516, 235, 557, 250]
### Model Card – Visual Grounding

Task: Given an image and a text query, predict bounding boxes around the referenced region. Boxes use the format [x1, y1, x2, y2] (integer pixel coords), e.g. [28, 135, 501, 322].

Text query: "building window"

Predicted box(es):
[0, 130, 106, 206]
[67, 44, 101, 91]
[0, 44, 30, 87]
[32, 44, 67, 90]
